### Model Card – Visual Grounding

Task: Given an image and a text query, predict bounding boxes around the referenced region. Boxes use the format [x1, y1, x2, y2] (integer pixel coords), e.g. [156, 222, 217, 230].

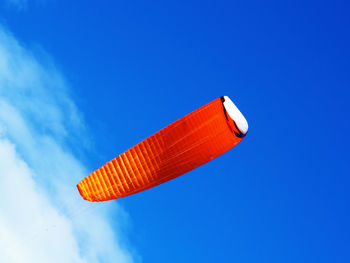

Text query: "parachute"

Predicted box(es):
[77, 96, 248, 201]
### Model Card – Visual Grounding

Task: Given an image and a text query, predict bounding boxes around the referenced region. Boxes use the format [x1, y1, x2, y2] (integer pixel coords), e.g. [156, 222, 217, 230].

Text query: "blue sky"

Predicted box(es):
[0, 1, 349, 262]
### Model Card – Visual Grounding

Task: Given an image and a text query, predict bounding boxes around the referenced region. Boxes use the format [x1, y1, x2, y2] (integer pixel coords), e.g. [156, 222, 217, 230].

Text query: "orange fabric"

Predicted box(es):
[77, 97, 245, 201]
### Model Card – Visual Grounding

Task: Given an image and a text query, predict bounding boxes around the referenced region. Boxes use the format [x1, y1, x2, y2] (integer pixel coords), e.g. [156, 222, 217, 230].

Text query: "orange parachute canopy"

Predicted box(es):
[77, 96, 248, 202]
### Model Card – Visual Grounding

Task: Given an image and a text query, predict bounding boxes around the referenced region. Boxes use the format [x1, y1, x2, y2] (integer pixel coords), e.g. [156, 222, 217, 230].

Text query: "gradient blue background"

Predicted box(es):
[1, 1, 349, 262]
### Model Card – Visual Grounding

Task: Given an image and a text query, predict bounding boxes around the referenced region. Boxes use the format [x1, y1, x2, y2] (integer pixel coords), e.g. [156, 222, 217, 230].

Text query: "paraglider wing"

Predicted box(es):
[77, 96, 248, 201]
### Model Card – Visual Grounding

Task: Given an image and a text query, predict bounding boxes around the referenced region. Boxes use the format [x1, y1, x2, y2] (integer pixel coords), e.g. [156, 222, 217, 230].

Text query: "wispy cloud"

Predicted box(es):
[4, 0, 28, 10]
[0, 26, 136, 263]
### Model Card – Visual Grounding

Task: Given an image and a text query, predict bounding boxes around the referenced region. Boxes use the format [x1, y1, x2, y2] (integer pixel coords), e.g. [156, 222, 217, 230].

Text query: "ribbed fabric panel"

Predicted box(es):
[77, 97, 245, 201]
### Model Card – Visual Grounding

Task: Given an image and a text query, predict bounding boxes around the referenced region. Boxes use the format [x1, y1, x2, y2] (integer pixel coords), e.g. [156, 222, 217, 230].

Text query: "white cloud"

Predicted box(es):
[0, 26, 136, 263]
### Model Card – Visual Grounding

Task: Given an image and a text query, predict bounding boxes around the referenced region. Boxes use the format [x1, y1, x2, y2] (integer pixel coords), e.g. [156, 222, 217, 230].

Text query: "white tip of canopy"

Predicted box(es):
[223, 96, 248, 135]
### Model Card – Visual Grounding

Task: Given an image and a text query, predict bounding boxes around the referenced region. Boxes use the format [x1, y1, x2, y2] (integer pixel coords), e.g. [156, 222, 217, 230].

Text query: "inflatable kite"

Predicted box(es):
[77, 96, 248, 201]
